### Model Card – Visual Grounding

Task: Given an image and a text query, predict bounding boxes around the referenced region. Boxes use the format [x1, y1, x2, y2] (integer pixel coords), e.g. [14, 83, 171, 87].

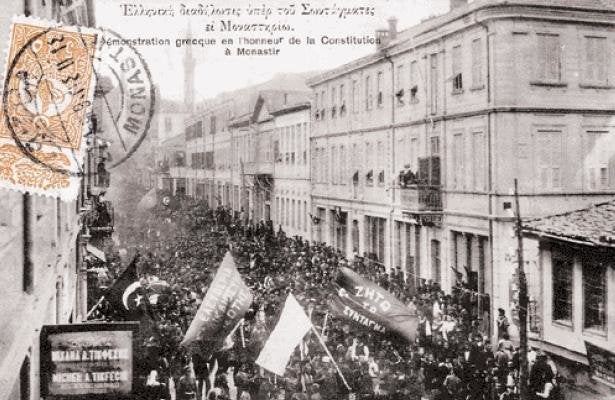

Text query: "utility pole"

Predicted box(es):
[514, 178, 529, 400]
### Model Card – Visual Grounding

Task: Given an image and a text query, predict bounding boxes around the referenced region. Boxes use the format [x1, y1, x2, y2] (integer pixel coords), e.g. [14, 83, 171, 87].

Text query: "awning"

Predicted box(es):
[86, 243, 106, 262]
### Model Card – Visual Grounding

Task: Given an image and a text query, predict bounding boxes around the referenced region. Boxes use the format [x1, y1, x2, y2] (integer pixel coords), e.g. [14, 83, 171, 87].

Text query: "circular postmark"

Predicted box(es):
[2, 24, 155, 178]
[93, 28, 155, 169]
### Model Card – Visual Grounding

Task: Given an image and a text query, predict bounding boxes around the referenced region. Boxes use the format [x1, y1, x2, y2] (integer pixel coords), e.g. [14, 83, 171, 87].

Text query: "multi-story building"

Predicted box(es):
[0, 1, 100, 399]
[308, 0, 615, 347]
[270, 97, 312, 238]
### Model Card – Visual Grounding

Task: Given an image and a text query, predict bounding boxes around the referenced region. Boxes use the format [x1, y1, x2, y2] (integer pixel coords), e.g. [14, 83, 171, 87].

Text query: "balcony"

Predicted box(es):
[83, 199, 114, 236]
[400, 184, 442, 212]
[243, 160, 273, 175]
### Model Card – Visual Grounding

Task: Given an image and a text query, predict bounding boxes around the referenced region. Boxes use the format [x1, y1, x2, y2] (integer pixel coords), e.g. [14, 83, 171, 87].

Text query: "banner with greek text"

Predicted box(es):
[329, 267, 418, 342]
[181, 251, 253, 347]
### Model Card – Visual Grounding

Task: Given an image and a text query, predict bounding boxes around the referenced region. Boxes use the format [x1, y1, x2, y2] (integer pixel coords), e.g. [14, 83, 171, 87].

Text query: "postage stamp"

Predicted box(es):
[0, 17, 98, 199]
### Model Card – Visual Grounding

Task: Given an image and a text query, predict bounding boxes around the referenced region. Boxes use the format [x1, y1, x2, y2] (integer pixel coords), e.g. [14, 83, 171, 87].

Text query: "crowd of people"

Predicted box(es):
[92, 198, 563, 400]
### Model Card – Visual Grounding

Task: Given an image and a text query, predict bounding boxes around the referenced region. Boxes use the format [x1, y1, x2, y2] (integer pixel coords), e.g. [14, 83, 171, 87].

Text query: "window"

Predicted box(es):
[324, 147, 329, 183]
[314, 92, 319, 120]
[396, 64, 405, 105]
[536, 130, 562, 189]
[331, 146, 338, 184]
[472, 38, 483, 87]
[210, 115, 217, 134]
[409, 60, 419, 102]
[430, 54, 439, 114]
[376, 71, 384, 107]
[536, 33, 562, 82]
[365, 141, 373, 185]
[583, 257, 607, 331]
[164, 117, 172, 132]
[431, 240, 441, 285]
[303, 123, 308, 164]
[585, 36, 607, 85]
[430, 136, 440, 156]
[472, 131, 486, 191]
[452, 45, 463, 92]
[331, 87, 337, 118]
[552, 250, 573, 323]
[321, 90, 326, 119]
[339, 84, 346, 116]
[291, 126, 296, 165]
[340, 145, 347, 185]
[377, 141, 385, 185]
[273, 140, 280, 162]
[365, 75, 372, 111]
[352, 80, 358, 113]
[196, 121, 203, 137]
[585, 131, 610, 189]
[452, 133, 464, 189]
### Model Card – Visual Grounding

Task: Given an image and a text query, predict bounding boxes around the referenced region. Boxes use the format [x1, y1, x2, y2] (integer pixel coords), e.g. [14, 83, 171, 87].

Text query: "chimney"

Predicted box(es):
[388, 17, 398, 41]
[450, 0, 468, 11]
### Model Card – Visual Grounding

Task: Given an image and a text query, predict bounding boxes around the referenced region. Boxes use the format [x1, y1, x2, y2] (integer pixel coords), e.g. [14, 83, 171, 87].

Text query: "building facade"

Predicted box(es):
[270, 100, 312, 238]
[523, 201, 615, 397]
[0, 1, 100, 399]
[308, 0, 615, 343]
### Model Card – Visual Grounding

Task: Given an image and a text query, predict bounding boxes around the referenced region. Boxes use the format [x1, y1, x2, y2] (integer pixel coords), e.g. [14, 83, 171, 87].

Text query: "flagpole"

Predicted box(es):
[86, 295, 105, 318]
[309, 326, 351, 391]
[321, 312, 329, 336]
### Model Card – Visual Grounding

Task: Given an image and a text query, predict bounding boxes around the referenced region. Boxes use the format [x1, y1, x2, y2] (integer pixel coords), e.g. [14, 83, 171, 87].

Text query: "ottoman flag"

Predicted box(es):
[329, 267, 418, 342]
[181, 252, 253, 347]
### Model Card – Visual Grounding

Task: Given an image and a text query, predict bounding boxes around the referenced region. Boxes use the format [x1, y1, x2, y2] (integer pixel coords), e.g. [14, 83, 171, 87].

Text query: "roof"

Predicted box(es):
[308, 0, 615, 86]
[523, 200, 615, 248]
[270, 101, 311, 116]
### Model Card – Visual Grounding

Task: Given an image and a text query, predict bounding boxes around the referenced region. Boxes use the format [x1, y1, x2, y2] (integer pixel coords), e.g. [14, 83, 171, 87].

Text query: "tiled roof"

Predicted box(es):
[523, 200, 615, 247]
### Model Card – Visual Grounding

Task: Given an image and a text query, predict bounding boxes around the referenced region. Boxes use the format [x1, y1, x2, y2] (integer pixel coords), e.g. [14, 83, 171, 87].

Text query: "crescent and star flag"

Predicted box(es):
[105, 255, 140, 316]
[329, 267, 418, 342]
[181, 252, 253, 347]
[255, 294, 312, 376]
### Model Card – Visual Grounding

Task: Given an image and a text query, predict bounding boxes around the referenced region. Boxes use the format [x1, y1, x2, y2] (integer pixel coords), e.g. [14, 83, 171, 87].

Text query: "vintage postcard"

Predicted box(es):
[1, 1, 614, 400]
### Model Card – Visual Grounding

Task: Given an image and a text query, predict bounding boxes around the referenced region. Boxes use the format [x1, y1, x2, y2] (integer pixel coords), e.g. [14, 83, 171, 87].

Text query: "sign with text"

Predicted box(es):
[585, 341, 615, 388]
[40, 322, 138, 398]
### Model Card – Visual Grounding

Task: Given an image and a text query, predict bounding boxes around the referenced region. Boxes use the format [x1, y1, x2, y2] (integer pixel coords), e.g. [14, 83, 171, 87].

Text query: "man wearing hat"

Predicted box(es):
[497, 308, 510, 340]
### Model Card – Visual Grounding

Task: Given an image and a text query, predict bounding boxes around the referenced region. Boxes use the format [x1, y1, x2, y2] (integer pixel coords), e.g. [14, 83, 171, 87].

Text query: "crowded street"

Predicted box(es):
[86, 199, 562, 400]
[2, 2, 615, 400]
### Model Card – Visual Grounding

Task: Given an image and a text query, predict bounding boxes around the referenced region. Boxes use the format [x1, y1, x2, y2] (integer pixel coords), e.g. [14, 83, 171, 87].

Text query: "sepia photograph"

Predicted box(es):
[0, 1, 614, 399]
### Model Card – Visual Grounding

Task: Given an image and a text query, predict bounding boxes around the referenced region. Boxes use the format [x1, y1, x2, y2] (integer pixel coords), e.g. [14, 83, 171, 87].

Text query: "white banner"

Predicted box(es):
[255, 294, 312, 376]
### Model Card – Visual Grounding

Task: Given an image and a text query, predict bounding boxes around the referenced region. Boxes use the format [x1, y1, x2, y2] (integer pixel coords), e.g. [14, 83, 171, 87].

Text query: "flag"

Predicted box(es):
[105, 256, 140, 316]
[255, 294, 312, 376]
[181, 252, 253, 347]
[329, 267, 419, 342]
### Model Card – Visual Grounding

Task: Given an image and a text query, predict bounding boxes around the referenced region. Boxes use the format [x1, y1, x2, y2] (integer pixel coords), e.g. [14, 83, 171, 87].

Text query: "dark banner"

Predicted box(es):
[585, 341, 615, 388]
[181, 251, 253, 347]
[330, 267, 418, 342]
[40, 322, 139, 398]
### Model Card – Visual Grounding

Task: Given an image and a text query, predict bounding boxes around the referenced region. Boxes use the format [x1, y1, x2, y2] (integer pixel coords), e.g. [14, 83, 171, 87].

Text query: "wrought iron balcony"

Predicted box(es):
[400, 184, 442, 212]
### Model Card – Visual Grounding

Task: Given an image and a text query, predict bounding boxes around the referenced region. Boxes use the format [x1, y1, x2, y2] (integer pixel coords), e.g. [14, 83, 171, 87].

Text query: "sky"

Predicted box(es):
[94, 0, 451, 101]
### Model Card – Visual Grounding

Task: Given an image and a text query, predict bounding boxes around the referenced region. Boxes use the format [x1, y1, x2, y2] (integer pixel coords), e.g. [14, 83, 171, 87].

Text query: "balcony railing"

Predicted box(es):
[400, 184, 442, 212]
